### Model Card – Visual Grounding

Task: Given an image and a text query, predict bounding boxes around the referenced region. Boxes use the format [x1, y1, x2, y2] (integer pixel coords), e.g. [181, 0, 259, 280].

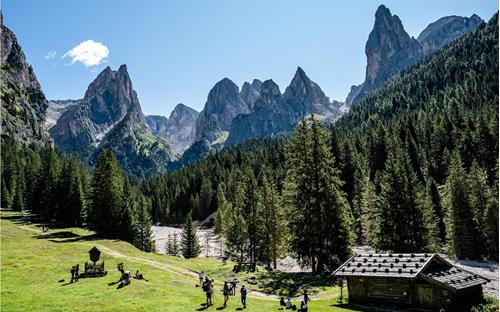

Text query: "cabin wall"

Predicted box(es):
[347, 277, 413, 305]
[346, 277, 462, 311]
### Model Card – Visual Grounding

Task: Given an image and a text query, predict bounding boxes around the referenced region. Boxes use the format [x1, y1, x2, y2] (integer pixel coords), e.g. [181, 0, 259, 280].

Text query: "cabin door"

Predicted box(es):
[417, 286, 434, 306]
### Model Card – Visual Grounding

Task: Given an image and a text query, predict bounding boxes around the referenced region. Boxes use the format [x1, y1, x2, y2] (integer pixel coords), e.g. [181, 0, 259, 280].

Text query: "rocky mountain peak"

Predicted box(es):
[1, 17, 48, 143]
[194, 77, 250, 142]
[251, 79, 262, 93]
[345, 6, 481, 108]
[365, 5, 422, 86]
[240, 80, 261, 109]
[417, 14, 483, 54]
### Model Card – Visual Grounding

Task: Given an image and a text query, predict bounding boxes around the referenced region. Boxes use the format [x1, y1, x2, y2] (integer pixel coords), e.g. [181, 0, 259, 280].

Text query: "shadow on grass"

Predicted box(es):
[33, 231, 100, 243]
[249, 270, 336, 297]
[195, 303, 210, 311]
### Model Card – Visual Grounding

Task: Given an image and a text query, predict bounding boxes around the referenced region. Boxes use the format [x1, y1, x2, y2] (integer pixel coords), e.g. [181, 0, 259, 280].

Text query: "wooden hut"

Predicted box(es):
[333, 253, 489, 311]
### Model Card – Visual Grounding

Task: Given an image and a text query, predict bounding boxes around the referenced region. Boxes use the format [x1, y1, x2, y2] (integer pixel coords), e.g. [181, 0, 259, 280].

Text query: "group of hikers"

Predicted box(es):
[279, 290, 309, 311]
[197, 270, 311, 311]
[198, 271, 247, 309]
[109, 263, 149, 287]
[70, 262, 148, 287]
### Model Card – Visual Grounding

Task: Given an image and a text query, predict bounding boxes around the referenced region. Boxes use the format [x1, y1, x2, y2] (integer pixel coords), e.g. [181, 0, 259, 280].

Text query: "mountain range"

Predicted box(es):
[345, 5, 482, 107]
[1, 5, 484, 175]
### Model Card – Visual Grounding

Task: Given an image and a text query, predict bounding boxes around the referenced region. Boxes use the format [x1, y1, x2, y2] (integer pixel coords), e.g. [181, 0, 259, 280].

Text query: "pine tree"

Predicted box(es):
[467, 160, 491, 255]
[197, 178, 212, 220]
[359, 175, 378, 246]
[181, 213, 201, 258]
[444, 152, 481, 259]
[36, 148, 60, 220]
[58, 158, 86, 226]
[261, 175, 287, 269]
[284, 115, 353, 273]
[12, 169, 26, 211]
[223, 181, 247, 261]
[88, 150, 126, 238]
[133, 196, 154, 252]
[214, 183, 228, 234]
[376, 145, 439, 252]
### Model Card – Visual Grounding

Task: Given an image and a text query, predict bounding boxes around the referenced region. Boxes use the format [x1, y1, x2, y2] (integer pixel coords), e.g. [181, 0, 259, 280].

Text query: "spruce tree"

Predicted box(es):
[88, 150, 126, 238]
[181, 213, 201, 258]
[444, 152, 481, 259]
[261, 175, 287, 269]
[376, 145, 439, 252]
[133, 195, 154, 252]
[284, 115, 353, 273]
[359, 175, 379, 246]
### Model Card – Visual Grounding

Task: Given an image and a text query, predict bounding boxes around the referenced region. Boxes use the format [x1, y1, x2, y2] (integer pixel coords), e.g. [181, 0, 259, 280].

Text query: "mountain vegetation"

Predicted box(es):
[141, 13, 499, 263]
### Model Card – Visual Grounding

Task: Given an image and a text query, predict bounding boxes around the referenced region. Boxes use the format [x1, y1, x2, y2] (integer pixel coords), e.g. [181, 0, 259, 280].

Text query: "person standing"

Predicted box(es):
[240, 285, 247, 309]
[198, 271, 205, 287]
[70, 265, 76, 283]
[223, 281, 230, 307]
[74, 264, 80, 282]
[202, 277, 213, 306]
[303, 289, 310, 305]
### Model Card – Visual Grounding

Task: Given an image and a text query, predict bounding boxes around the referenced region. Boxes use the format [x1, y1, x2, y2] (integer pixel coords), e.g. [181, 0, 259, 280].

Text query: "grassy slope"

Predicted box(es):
[0, 210, 358, 312]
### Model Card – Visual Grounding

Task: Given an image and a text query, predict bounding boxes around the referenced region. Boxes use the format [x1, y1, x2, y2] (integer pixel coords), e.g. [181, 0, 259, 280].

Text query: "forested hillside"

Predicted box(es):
[2, 11, 497, 274]
[140, 13, 499, 269]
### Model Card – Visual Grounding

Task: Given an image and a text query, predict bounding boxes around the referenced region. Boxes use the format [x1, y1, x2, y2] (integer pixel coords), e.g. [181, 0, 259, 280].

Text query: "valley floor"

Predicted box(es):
[1, 210, 358, 312]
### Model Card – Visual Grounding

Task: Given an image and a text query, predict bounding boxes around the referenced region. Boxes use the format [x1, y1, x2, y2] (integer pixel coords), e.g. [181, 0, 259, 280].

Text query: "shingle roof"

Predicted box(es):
[421, 266, 488, 290]
[333, 253, 489, 292]
[333, 253, 433, 278]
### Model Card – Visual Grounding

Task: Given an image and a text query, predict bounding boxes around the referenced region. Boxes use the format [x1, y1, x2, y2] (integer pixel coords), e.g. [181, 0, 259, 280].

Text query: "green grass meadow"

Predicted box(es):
[0, 210, 359, 312]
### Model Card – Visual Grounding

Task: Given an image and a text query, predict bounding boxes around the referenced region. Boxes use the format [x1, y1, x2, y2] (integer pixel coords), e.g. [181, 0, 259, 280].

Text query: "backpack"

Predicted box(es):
[202, 282, 209, 292]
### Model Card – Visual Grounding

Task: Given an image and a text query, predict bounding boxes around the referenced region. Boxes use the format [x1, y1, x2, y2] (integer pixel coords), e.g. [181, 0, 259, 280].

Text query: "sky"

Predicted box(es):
[2, 0, 498, 116]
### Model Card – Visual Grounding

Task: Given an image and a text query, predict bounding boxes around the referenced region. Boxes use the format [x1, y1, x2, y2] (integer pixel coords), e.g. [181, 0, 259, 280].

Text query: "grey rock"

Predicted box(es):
[50, 65, 176, 177]
[346, 5, 482, 107]
[418, 14, 483, 55]
[226, 67, 341, 146]
[44, 99, 82, 130]
[1, 15, 48, 144]
[194, 77, 251, 143]
[146, 103, 199, 153]
[240, 80, 261, 109]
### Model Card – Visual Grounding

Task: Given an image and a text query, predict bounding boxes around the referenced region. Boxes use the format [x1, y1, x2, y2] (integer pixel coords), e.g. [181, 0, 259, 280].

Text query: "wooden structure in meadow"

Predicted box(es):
[333, 253, 488, 311]
[81, 246, 107, 277]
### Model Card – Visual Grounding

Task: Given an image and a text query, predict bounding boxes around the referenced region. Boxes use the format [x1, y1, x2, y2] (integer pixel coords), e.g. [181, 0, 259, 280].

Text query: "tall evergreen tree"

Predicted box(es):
[88, 149, 126, 238]
[376, 145, 438, 252]
[261, 175, 287, 269]
[133, 195, 154, 252]
[359, 175, 379, 246]
[181, 213, 201, 258]
[285, 115, 353, 273]
[444, 152, 481, 259]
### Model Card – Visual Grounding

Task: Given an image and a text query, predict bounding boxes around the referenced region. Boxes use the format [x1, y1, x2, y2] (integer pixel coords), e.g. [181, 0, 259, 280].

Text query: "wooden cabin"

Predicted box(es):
[333, 253, 489, 312]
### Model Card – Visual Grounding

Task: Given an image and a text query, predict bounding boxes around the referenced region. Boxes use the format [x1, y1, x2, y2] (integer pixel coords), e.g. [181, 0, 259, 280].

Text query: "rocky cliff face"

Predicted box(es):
[240, 79, 262, 109]
[44, 99, 82, 130]
[284, 66, 341, 120]
[194, 78, 251, 143]
[226, 67, 341, 146]
[417, 14, 482, 55]
[1, 15, 48, 144]
[345, 5, 483, 107]
[50, 65, 176, 177]
[146, 103, 198, 153]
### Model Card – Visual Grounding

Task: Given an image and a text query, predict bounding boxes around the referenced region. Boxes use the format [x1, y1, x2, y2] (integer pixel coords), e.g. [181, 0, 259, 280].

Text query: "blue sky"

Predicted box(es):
[2, 0, 497, 116]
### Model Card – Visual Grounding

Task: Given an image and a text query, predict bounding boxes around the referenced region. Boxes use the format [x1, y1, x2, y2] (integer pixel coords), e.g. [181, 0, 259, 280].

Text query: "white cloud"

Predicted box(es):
[62, 40, 109, 67]
[44, 51, 57, 60]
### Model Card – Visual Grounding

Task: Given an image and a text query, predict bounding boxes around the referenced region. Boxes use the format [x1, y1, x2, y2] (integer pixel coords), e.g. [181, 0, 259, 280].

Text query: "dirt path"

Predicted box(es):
[13, 218, 333, 301]
[84, 243, 337, 301]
